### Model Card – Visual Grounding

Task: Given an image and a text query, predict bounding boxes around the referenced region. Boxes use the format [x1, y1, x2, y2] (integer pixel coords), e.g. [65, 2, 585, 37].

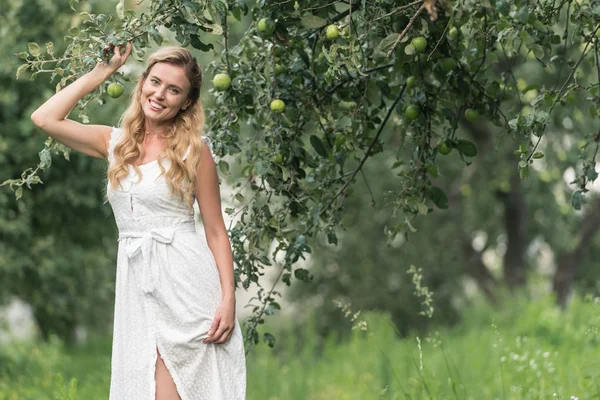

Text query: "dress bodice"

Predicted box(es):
[106, 127, 216, 233]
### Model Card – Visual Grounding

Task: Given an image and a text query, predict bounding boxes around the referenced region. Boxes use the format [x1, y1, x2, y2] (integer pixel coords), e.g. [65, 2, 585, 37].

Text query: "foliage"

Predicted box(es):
[0, 0, 127, 342]
[3, 0, 600, 348]
[0, 335, 79, 399]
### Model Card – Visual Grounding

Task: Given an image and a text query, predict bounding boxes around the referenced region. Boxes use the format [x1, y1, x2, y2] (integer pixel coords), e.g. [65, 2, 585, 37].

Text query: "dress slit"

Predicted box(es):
[155, 340, 186, 400]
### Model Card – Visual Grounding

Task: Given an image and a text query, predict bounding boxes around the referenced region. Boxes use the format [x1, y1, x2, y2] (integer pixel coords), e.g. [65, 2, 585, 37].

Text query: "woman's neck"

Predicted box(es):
[145, 126, 166, 135]
[145, 119, 172, 135]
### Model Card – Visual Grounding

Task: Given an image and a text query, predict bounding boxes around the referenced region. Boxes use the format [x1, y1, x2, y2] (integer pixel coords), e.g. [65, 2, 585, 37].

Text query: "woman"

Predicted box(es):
[30, 44, 246, 399]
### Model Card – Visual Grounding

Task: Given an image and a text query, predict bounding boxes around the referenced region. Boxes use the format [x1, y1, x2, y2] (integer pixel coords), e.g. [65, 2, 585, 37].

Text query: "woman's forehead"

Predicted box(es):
[147, 62, 191, 90]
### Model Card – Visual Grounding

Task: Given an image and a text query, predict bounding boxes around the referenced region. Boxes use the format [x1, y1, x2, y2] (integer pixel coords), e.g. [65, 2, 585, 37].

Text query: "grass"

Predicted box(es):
[1, 294, 599, 399]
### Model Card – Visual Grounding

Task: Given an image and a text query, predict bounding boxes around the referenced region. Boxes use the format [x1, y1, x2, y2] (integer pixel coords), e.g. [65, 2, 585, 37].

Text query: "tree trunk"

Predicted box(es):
[499, 169, 528, 289]
[553, 196, 600, 307]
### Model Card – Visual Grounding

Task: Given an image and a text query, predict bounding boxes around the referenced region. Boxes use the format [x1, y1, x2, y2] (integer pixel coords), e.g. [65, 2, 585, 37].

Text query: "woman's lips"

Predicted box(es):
[148, 99, 165, 112]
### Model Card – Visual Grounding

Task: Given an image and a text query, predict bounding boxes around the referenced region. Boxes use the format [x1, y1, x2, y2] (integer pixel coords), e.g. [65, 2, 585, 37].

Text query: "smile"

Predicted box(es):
[149, 100, 166, 111]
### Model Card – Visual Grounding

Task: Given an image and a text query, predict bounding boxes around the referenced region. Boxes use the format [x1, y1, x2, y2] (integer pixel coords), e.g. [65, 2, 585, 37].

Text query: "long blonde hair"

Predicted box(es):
[106, 46, 207, 209]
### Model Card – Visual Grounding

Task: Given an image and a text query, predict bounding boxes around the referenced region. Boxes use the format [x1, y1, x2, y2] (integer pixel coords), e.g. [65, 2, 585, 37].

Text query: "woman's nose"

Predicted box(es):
[155, 87, 166, 99]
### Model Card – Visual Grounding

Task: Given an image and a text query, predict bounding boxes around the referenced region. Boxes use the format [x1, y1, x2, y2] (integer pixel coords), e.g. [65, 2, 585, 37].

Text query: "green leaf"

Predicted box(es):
[28, 42, 41, 57]
[518, 162, 529, 179]
[218, 160, 229, 174]
[16, 52, 28, 60]
[294, 268, 312, 282]
[300, 15, 327, 29]
[327, 230, 338, 245]
[310, 135, 329, 157]
[263, 332, 276, 348]
[571, 191, 584, 210]
[428, 186, 449, 209]
[190, 34, 214, 52]
[456, 139, 477, 157]
[116, 0, 125, 19]
[203, 8, 213, 21]
[16, 64, 30, 80]
[232, 7, 241, 21]
[45, 42, 54, 56]
[184, 0, 201, 11]
[426, 162, 438, 178]
[39, 148, 52, 170]
[148, 26, 163, 46]
[202, 22, 223, 35]
[417, 203, 428, 215]
[519, 31, 534, 46]
[376, 33, 400, 53]
[544, 92, 557, 107]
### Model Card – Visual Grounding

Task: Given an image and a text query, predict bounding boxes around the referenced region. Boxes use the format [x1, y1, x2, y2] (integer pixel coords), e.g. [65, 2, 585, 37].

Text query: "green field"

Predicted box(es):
[1, 295, 598, 400]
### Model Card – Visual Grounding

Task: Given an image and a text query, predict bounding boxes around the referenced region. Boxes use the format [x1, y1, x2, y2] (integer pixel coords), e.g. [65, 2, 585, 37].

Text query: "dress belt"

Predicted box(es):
[117, 222, 196, 294]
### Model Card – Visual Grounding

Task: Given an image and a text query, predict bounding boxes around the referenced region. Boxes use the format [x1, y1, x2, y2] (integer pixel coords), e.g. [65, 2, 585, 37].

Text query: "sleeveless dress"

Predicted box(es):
[105, 127, 246, 400]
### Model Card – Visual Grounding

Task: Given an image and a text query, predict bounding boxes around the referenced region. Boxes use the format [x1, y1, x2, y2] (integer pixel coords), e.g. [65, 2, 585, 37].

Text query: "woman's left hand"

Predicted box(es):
[204, 296, 236, 344]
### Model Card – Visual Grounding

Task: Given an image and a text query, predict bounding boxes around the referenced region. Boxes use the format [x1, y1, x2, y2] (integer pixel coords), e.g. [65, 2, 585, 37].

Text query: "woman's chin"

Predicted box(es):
[142, 111, 176, 126]
[142, 106, 161, 120]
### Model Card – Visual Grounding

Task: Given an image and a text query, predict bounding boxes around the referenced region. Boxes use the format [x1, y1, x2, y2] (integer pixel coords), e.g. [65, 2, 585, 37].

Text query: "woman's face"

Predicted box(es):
[140, 62, 192, 128]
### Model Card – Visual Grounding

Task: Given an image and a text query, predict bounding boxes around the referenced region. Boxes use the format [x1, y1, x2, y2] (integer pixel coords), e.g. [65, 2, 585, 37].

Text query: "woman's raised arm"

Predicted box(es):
[30, 42, 132, 159]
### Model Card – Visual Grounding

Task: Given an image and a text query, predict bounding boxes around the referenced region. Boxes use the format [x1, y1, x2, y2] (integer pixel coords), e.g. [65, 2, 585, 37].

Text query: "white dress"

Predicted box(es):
[105, 127, 246, 400]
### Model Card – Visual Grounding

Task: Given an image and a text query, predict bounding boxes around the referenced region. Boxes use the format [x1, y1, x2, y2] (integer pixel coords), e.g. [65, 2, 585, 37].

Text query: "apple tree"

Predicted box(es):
[4, 0, 600, 349]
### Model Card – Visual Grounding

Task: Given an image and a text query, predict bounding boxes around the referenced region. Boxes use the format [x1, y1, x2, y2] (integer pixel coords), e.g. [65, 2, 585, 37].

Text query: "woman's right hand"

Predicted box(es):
[30, 40, 133, 160]
[93, 41, 133, 78]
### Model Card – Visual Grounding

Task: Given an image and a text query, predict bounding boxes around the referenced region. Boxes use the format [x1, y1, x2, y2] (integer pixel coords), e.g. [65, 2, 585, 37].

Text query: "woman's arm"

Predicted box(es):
[196, 147, 237, 344]
[196, 147, 236, 301]
[30, 43, 132, 159]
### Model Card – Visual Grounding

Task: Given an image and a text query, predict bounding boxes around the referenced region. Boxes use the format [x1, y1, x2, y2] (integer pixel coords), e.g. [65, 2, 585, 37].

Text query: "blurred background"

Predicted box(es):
[1, 0, 600, 399]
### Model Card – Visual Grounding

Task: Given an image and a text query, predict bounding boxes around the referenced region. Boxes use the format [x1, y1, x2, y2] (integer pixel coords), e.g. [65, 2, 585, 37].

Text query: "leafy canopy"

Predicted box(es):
[4, 0, 600, 349]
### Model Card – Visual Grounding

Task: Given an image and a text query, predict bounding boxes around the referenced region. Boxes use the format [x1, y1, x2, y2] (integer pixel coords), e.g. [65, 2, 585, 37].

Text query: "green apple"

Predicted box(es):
[326, 24, 339, 40]
[257, 18, 275, 37]
[405, 104, 420, 120]
[270, 99, 285, 112]
[411, 36, 427, 53]
[464, 108, 479, 122]
[213, 73, 231, 91]
[274, 64, 286, 76]
[437, 140, 452, 155]
[448, 26, 458, 39]
[107, 82, 124, 98]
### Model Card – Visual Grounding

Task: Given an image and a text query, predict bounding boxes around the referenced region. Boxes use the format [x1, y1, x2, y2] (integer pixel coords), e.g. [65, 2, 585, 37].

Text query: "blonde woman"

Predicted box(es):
[31, 44, 246, 399]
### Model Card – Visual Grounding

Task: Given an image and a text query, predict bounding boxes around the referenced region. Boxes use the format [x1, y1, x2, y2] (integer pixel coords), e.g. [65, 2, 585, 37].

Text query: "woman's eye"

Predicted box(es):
[170, 88, 180, 94]
[151, 79, 159, 85]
